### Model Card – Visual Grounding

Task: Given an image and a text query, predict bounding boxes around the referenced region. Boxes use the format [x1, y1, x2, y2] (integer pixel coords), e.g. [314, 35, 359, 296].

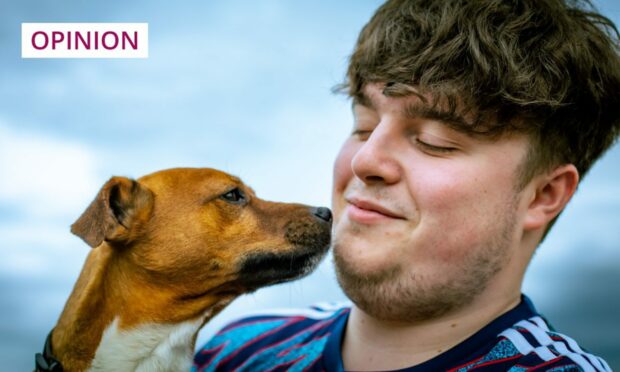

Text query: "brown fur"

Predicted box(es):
[49, 167, 331, 371]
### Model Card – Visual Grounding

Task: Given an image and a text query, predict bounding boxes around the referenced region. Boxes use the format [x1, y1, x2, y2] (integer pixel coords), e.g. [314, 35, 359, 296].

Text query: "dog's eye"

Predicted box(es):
[221, 188, 246, 204]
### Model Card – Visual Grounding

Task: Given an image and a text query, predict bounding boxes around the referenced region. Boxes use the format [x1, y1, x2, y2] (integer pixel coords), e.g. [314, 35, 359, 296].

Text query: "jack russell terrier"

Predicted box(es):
[35, 167, 332, 371]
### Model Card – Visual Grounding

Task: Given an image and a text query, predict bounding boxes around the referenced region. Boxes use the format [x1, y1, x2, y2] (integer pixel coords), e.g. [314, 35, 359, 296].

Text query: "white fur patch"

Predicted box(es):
[89, 316, 203, 372]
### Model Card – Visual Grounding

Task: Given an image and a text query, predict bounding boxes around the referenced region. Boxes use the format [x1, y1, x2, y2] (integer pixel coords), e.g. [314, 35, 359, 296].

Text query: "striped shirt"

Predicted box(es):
[193, 296, 610, 371]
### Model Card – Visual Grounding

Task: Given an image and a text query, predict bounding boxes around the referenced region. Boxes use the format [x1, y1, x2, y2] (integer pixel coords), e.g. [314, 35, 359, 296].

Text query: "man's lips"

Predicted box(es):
[345, 197, 405, 223]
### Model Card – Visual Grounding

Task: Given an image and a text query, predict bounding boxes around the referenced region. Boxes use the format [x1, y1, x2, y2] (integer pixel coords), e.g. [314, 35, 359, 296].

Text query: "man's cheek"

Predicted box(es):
[411, 163, 477, 208]
[332, 139, 358, 192]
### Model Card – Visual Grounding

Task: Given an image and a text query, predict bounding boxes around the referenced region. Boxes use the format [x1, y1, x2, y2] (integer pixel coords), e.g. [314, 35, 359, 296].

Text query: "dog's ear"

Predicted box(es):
[71, 176, 154, 248]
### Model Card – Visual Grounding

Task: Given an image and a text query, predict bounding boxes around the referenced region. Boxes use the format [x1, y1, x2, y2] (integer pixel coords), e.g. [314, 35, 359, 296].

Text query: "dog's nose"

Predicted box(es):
[312, 207, 332, 223]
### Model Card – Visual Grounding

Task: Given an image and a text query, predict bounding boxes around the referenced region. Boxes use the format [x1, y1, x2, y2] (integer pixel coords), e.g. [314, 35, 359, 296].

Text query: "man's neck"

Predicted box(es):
[341, 293, 521, 371]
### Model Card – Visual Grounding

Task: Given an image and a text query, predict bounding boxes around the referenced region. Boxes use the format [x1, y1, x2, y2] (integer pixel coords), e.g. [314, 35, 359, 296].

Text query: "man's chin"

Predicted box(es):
[332, 246, 477, 322]
[332, 246, 413, 321]
[332, 245, 400, 283]
[331, 226, 405, 272]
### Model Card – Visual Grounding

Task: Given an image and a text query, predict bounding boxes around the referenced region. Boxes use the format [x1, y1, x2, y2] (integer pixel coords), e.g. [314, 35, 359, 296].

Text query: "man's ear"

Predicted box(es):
[523, 164, 579, 231]
[71, 176, 154, 248]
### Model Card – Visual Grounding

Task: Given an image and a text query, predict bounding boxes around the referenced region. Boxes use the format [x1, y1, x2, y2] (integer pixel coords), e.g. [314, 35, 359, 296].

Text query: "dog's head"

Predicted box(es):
[70, 168, 331, 304]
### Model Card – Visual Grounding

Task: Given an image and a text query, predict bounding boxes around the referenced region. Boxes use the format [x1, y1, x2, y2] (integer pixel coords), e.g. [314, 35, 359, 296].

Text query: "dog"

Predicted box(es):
[35, 167, 332, 371]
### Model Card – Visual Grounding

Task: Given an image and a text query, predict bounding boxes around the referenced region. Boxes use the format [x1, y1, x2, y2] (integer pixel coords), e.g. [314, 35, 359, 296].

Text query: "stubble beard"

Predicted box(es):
[332, 203, 517, 323]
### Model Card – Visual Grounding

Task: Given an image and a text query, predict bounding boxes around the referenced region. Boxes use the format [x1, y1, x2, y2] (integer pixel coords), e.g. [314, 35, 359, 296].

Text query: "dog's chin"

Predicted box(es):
[237, 248, 328, 290]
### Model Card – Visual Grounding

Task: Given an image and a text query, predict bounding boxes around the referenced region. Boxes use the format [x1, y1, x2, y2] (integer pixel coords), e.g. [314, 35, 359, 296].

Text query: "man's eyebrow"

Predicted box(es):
[352, 91, 478, 135]
[352, 93, 375, 109]
[403, 103, 474, 133]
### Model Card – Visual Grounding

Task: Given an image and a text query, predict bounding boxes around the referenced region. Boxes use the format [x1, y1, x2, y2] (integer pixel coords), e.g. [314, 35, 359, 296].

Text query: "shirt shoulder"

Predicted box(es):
[193, 302, 350, 372]
[458, 315, 611, 372]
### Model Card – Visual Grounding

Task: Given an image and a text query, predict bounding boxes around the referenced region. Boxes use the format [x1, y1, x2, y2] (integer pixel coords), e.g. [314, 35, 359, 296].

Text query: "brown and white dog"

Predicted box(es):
[35, 167, 332, 372]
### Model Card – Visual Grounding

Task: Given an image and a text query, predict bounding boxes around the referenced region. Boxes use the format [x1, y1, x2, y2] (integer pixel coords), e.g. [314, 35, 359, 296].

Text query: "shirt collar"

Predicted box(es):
[322, 294, 538, 372]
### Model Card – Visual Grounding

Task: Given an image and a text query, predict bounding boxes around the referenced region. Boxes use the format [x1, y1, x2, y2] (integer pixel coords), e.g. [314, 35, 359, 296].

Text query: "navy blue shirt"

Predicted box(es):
[193, 296, 610, 371]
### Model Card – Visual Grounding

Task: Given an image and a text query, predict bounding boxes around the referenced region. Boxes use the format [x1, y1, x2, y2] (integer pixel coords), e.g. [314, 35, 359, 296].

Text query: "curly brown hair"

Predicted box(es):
[338, 0, 620, 187]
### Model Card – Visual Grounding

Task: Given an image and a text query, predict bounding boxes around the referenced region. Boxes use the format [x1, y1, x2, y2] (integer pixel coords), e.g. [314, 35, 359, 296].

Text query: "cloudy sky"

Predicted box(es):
[1, 1, 619, 370]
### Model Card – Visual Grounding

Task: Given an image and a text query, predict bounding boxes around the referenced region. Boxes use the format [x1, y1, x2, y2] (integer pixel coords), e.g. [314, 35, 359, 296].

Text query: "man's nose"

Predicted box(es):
[350, 123, 401, 185]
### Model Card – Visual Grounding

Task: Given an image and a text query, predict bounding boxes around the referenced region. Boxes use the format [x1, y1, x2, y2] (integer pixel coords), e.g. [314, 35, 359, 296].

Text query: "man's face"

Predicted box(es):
[331, 83, 530, 321]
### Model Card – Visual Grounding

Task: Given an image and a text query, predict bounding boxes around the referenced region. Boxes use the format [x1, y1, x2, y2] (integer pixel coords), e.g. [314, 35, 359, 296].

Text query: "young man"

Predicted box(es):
[194, 0, 620, 371]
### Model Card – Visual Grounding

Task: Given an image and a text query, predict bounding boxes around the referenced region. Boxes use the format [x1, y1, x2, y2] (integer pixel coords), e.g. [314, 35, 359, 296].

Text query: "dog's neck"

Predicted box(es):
[88, 316, 205, 371]
[51, 243, 233, 371]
